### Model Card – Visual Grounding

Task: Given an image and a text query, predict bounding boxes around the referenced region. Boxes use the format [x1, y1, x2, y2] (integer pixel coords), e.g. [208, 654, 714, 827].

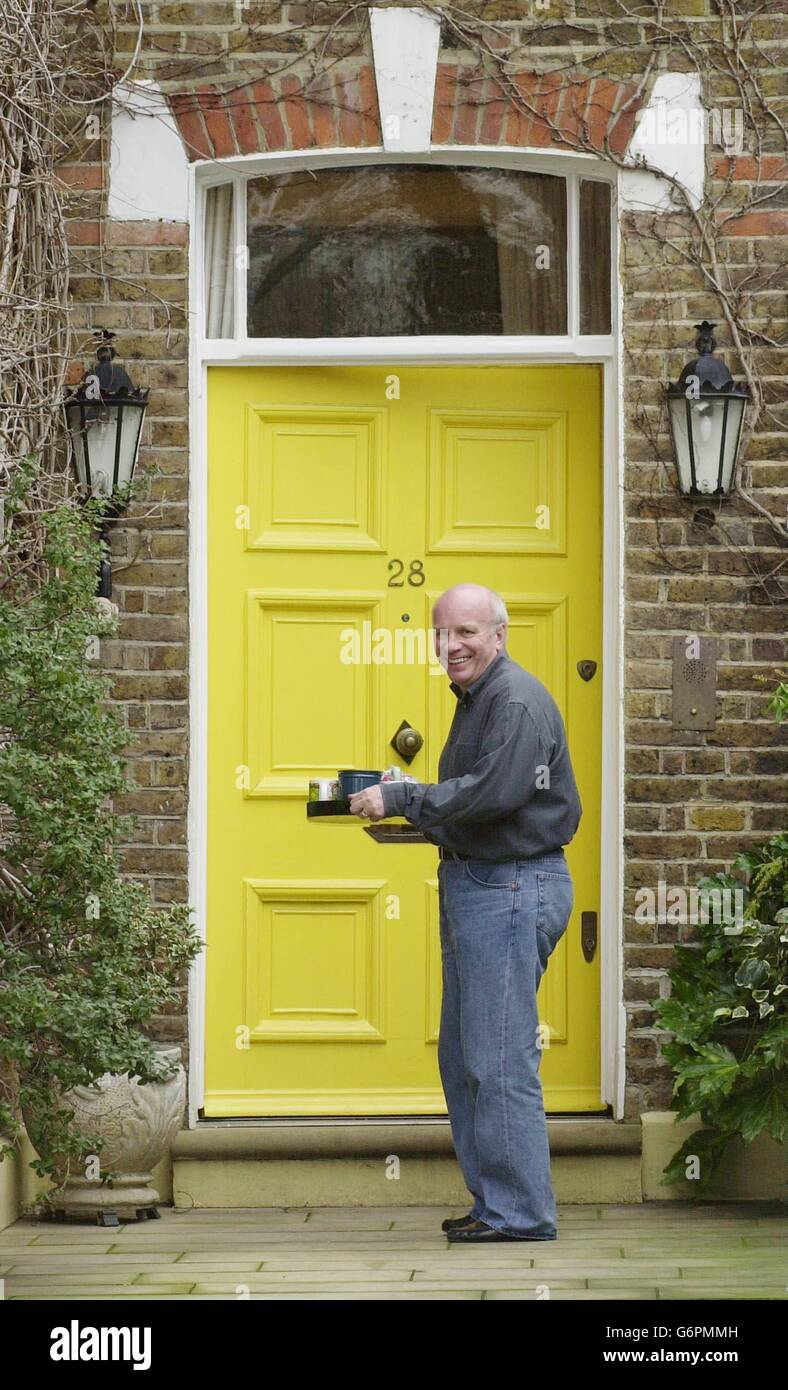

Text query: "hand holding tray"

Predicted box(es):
[305, 798, 428, 841]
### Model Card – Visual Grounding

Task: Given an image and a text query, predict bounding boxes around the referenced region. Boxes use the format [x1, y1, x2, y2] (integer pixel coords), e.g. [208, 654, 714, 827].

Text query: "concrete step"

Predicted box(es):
[171, 1117, 643, 1208]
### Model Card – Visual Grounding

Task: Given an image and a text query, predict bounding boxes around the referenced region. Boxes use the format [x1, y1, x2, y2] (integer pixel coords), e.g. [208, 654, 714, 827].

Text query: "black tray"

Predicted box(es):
[306, 798, 353, 817]
[306, 800, 428, 841]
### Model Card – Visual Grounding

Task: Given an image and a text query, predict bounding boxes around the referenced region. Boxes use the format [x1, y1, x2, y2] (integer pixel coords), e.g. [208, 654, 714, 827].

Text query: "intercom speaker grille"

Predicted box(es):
[672, 638, 718, 730]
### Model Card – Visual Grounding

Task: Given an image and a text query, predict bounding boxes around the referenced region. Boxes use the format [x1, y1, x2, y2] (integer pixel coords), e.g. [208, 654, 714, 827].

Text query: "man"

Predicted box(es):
[348, 583, 582, 1244]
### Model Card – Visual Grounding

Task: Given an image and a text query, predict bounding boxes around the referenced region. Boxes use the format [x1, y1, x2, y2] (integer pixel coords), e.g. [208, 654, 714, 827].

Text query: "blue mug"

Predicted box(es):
[338, 769, 382, 798]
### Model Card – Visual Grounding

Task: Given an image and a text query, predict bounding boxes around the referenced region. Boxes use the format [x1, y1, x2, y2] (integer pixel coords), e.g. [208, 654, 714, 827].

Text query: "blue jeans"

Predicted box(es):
[437, 850, 573, 1239]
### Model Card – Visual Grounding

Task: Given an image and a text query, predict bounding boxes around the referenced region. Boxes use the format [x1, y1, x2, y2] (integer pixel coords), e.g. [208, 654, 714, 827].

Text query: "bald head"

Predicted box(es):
[431, 584, 508, 690]
[432, 584, 508, 630]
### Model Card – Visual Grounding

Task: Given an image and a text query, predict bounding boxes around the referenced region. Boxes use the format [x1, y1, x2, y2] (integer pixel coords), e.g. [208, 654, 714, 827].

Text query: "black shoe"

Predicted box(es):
[446, 1218, 556, 1243]
[441, 1212, 476, 1232]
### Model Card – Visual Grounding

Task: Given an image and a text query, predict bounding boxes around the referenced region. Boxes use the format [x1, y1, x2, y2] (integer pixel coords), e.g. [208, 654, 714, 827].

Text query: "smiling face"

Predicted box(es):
[432, 586, 506, 691]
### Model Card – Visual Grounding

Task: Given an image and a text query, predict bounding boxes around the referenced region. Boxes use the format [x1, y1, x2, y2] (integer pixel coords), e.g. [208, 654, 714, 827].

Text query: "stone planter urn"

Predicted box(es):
[22, 1044, 186, 1224]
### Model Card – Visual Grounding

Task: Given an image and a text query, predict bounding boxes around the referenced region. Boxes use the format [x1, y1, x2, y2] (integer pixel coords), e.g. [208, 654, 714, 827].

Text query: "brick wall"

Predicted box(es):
[59, 1, 787, 1119]
[620, 158, 788, 1107]
[63, 144, 191, 1042]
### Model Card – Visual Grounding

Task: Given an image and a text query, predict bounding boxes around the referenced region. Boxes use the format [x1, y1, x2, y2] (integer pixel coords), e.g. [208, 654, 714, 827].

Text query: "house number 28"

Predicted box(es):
[387, 559, 426, 587]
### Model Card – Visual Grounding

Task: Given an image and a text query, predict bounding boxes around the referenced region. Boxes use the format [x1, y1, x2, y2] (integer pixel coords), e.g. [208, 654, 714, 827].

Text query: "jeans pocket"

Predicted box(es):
[464, 859, 518, 890]
[536, 871, 573, 952]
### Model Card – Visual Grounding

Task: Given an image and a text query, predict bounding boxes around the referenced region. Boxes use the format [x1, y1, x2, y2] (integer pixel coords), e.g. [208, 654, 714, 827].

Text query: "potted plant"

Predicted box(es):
[0, 460, 202, 1219]
[20, 1043, 188, 1222]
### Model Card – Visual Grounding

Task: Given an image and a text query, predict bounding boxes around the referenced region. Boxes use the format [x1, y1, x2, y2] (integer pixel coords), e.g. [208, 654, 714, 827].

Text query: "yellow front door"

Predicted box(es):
[205, 364, 603, 1116]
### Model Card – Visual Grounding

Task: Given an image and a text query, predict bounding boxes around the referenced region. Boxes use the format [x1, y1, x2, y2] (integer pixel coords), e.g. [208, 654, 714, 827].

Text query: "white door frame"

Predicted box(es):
[186, 144, 626, 1125]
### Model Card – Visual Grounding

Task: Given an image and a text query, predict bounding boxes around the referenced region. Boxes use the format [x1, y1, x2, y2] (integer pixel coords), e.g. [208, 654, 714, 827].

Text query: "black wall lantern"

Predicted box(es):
[666, 320, 749, 497]
[65, 329, 149, 596]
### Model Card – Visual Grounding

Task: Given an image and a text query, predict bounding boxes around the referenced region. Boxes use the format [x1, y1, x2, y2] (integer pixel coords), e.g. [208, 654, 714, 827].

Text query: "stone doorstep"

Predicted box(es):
[170, 1117, 644, 1208]
[170, 1114, 787, 1207]
[171, 1153, 643, 1210]
[173, 1116, 641, 1161]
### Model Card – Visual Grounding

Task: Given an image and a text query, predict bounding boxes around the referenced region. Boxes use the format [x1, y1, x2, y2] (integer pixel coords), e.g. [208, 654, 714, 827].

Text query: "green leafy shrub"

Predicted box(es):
[653, 822, 788, 1189]
[764, 675, 788, 725]
[0, 460, 202, 1190]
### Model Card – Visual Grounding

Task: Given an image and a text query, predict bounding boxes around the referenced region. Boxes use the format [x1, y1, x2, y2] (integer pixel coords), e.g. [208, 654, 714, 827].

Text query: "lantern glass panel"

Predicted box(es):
[668, 393, 745, 494]
[65, 398, 146, 499]
[65, 399, 90, 493]
[714, 395, 746, 493]
[115, 400, 146, 493]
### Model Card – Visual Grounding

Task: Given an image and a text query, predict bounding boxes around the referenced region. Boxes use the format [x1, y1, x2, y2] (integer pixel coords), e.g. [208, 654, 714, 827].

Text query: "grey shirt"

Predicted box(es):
[378, 650, 582, 861]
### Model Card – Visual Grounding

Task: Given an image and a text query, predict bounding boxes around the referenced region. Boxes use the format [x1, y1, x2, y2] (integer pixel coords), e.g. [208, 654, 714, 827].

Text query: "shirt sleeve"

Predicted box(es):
[379, 701, 545, 828]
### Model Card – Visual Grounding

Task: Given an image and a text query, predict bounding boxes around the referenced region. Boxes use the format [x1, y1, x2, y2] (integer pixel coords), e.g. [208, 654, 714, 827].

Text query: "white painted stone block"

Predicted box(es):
[109, 80, 189, 222]
[621, 73, 708, 213]
[370, 6, 441, 153]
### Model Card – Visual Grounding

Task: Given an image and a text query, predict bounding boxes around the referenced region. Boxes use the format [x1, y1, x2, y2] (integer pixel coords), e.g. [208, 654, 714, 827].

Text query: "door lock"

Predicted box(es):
[390, 719, 424, 764]
[581, 911, 597, 962]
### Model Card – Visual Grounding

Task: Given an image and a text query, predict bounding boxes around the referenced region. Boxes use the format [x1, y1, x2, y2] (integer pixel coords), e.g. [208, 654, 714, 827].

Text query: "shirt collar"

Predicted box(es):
[450, 650, 507, 707]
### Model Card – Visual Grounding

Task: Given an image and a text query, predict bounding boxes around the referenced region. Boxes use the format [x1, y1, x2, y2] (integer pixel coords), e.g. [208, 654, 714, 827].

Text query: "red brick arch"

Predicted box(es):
[167, 62, 643, 162]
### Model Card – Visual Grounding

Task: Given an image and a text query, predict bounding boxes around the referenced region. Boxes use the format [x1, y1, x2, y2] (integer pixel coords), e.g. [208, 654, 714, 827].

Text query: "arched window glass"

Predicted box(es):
[244, 165, 568, 337]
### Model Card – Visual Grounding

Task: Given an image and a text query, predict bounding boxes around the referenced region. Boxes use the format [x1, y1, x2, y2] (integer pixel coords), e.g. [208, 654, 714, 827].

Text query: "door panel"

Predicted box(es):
[205, 364, 603, 1116]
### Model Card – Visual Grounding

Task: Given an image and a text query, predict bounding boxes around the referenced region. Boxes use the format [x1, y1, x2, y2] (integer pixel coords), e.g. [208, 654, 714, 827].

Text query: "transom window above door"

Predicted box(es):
[202, 162, 612, 343]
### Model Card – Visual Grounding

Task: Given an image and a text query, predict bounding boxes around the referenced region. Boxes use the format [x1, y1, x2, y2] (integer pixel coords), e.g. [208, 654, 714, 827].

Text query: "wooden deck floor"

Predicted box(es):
[1, 1202, 785, 1300]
